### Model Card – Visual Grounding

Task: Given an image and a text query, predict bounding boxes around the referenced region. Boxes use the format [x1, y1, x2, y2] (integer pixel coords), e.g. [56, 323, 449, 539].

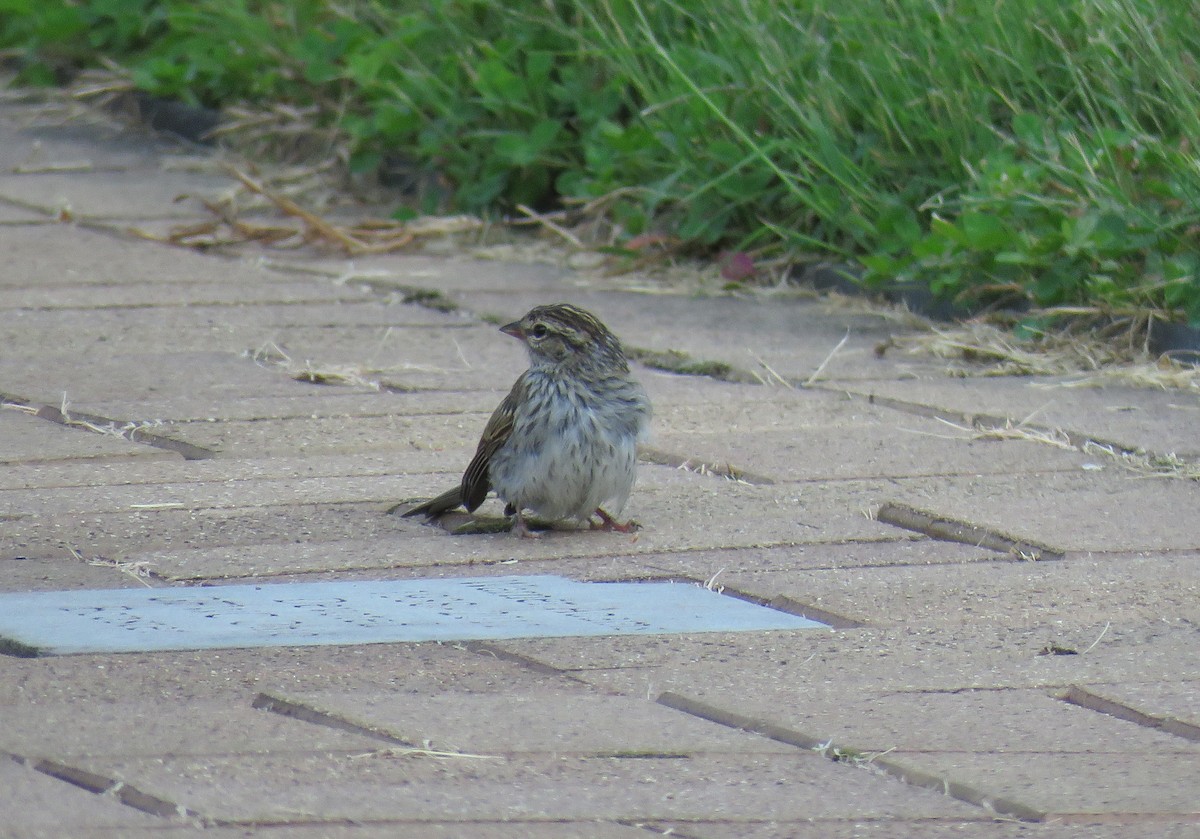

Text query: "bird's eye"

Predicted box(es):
[529, 323, 548, 340]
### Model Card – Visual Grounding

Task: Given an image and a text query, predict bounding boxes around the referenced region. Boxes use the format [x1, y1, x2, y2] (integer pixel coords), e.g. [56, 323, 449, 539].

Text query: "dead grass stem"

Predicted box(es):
[885, 319, 1199, 392]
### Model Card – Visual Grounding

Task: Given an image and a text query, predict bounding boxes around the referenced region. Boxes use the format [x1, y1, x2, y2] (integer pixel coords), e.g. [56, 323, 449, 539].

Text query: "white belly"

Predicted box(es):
[489, 375, 647, 521]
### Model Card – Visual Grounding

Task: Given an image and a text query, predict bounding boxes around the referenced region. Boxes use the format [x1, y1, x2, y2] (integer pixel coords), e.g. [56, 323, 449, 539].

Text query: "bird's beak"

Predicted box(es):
[499, 320, 523, 339]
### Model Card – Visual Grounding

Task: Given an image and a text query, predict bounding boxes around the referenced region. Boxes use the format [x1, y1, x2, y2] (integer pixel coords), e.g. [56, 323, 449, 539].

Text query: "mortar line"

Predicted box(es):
[1060, 685, 1200, 743]
[656, 691, 1045, 823]
[1, 391, 215, 460]
[873, 500, 1065, 561]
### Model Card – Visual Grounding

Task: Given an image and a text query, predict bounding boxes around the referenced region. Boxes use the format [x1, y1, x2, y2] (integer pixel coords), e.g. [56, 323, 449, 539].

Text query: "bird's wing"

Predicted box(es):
[460, 373, 524, 511]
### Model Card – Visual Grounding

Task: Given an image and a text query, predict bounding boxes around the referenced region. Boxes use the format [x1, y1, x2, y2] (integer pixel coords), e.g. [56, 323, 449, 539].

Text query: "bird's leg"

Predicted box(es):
[590, 507, 639, 533]
[510, 508, 540, 539]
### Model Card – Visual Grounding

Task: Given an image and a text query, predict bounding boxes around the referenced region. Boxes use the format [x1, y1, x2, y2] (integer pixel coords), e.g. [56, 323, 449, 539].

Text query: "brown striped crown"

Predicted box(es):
[503, 303, 628, 371]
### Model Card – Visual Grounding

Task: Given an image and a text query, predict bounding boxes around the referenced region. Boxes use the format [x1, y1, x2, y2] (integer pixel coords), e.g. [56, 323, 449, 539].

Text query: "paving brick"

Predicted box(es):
[0, 408, 165, 465]
[653, 422, 1089, 483]
[0, 203, 43, 222]
[834, 376, 1200, 458]
[74, 750, 978, 823]
[0, 302, 463, 358]
[1070, 680, 1200, 730]
[0, 642, 570, 706]
[0, 452, 413, 492]
[0, 471, 424, 519]
[877, 471, 1200, 553]
[912, 752, 1200, 815]
[665, 819, 1200, 839]
[189, 824, 649, 839]
[3, 500, 408, 562]
[492, 624, 1200, 699]
[0, 351, 336, 407]
[451, 288, 941, 384]
[0, 171, 227, 220]
[457, 539, 991, 584]
[672, 687, 1196, 756]
[0, 759, 166, 835]
[1, 556, 138, 589]
[264, 251, 572, 296]
[0, 104, 192, 171]
[269, 690, 797, 755]
[2, 279, 367, 311]
[0, 699, 379, 758]
[720, 552, 1200, 629]
[77, 390, 495, 425]
[0, 224, 245, 288]
[3, 95, 1198, 837]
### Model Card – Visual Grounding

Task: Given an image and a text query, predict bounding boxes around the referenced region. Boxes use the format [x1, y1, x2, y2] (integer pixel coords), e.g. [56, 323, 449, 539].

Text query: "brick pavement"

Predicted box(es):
[1, 95, 1198, 838]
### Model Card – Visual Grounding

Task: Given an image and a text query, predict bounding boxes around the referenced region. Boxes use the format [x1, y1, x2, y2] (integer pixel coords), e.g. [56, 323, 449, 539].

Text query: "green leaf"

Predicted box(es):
[929, 214, 967, 247]
[524, 50, 553, 85]
[1011, 112, 1047, 148]
[960, 212, 1010, 251]
[348, 150, 381, 175]
[994, 251, 1036, 265]
[474, 58, 526, 108]
[860, 254, 904, 278]
[494, 119, 561, 167]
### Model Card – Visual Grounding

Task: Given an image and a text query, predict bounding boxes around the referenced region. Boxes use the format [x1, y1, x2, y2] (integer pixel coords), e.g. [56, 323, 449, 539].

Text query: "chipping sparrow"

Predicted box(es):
[403, 303, 652, 537]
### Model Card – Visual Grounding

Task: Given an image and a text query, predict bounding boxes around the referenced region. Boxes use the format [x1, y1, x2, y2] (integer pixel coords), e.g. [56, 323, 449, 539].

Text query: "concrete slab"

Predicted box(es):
[0, 575, 821, 655]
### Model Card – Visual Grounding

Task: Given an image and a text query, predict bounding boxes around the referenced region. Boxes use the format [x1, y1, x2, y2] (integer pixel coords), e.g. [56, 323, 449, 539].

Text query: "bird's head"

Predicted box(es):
[501, 303, 628, 372]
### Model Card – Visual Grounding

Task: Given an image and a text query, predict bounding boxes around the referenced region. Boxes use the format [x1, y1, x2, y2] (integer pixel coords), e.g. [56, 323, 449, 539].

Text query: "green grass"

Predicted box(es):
[3, 0, 1198, 324]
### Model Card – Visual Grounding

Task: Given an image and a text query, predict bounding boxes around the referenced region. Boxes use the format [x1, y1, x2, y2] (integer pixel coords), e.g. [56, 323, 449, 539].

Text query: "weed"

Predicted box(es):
[4, 0, 1198, 323]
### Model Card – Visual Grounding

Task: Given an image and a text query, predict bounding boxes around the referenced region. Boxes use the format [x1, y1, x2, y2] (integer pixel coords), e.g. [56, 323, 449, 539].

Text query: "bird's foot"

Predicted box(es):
[590, 508, 640, 533]
[511, 511, 541, 539]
